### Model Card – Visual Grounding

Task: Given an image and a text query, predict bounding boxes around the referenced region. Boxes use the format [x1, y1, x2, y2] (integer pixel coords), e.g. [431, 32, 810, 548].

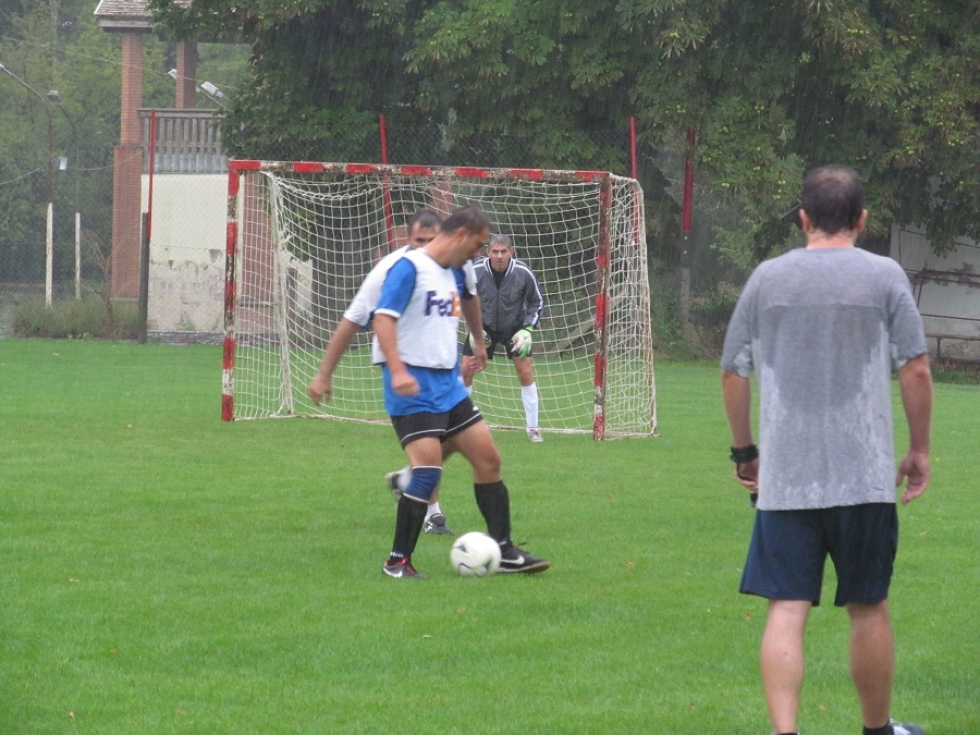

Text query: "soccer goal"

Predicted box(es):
[222, 160, 656, 439]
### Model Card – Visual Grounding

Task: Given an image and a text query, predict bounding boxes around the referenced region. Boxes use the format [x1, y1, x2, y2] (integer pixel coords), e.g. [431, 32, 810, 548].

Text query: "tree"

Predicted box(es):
[0, 0, 172, 287]
[148, 0, 980, 265]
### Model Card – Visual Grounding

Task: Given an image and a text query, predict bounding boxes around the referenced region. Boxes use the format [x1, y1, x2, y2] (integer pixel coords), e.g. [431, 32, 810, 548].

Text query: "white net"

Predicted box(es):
[225, 162, 656, 438]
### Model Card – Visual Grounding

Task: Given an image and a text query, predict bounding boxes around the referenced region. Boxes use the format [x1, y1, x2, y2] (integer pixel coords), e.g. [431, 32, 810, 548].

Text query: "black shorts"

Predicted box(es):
[390, 396, 484, 448]
[739, 503, 898, 607]
[461, 327, 530, 360]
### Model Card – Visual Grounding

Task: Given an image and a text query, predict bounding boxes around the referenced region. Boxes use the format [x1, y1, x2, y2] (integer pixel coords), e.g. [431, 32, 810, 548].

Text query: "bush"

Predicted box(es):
[12, 297, 140, 339]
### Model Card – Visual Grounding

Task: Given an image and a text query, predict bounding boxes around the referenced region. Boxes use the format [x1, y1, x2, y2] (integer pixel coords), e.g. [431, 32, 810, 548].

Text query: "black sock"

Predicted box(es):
[390, 494, 427, 560]
[863, 724, 891, 735]
[774, 732, 799, 735]
[474, 480, 511, 546]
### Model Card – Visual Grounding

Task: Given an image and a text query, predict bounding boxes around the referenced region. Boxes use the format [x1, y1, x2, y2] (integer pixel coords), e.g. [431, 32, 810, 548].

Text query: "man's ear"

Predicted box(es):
[856, 209, 868, 233]
[798, 209, 813, 233]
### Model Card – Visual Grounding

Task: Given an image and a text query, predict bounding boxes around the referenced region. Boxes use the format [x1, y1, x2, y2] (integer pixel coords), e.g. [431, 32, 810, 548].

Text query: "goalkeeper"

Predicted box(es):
[462, 234, 545, 442]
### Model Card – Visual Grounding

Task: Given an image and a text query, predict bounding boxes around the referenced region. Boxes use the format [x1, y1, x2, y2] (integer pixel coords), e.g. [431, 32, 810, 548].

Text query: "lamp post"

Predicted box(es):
[49, 91, 82, 300]
[0, 61, 55, 306]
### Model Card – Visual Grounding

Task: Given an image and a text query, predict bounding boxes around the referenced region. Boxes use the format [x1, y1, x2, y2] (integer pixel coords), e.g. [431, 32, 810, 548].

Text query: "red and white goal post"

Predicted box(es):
[222, 160, 657, 439]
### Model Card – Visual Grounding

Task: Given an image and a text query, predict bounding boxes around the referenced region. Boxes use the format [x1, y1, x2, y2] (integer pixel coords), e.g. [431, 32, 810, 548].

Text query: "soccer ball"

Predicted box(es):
[450, 532, 502, 577]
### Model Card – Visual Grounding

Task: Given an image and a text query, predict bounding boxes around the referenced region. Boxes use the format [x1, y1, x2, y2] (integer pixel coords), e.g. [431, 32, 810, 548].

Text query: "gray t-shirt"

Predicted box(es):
[720, 247, 927, 510]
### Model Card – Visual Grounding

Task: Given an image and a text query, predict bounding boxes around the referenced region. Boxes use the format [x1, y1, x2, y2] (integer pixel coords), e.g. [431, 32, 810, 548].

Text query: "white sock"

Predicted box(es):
[521, 382, 539, 430]
[426, 501, 442, 519]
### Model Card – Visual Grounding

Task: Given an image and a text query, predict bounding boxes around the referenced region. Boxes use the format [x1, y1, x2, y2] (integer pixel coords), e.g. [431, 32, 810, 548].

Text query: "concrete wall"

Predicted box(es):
[142, 173, 226, 333]
[891, 225, 980, 361]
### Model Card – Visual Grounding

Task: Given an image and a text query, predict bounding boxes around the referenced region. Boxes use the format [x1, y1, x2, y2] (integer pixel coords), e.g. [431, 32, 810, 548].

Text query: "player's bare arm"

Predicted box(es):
[308, 317, 362, 404]
[721, 369, 759, 489]
[896, 352, 933, 504]
[460, 294, 487, 372]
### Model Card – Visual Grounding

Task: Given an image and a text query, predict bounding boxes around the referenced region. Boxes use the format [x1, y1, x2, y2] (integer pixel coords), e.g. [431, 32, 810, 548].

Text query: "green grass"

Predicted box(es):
[0, 340, 977, 734]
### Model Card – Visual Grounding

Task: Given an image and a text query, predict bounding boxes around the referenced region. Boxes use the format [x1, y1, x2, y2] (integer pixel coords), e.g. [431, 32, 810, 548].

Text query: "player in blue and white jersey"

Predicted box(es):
[308, 210, 474, 535]
[373, 207, 551, 579]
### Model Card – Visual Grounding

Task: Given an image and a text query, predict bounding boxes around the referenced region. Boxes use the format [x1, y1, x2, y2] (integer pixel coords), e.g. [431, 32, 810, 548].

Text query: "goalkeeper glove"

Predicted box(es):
[509, 327, 533, 358]
[468, 330, 492, 351]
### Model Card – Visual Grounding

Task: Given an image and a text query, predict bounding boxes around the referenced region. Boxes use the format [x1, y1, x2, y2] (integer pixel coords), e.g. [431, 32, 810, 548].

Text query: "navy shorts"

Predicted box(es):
[739, 503, 898, 607]
[390, 396, 484, 448]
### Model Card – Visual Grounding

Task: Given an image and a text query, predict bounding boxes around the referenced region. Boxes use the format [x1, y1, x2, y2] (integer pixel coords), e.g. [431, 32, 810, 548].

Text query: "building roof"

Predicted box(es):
[94, 0, 192, 31]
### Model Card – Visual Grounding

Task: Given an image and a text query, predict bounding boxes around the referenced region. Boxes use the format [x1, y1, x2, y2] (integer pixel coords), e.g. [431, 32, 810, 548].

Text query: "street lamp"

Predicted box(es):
[0, 61, 56, 306]
[49, 90, 82, 300]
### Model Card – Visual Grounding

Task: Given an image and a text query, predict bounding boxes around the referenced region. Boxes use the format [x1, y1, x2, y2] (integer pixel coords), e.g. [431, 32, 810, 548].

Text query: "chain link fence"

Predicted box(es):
[0, 144, 117, 336]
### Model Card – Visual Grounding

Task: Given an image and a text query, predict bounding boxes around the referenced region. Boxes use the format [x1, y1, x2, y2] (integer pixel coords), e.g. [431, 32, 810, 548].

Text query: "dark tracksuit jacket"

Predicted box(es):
[474, 256, 544, 339]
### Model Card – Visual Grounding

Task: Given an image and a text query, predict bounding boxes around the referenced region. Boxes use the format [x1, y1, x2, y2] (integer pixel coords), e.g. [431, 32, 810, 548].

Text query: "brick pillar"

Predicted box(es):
[175, 41, 198, 108]
[111, 145, 143, 298]
[111, 31, 144, 300]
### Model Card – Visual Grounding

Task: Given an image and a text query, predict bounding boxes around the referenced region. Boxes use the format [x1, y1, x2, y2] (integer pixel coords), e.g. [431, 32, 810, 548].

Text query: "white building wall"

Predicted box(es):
[142, 173, 226, 334]
[891, 225, 980, 361]
[140, 172, 316, 338]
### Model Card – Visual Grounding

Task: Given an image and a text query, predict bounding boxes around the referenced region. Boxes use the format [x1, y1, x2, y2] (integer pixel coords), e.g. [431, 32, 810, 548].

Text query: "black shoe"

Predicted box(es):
[423, 513, 454, 536]
[382, 557, 428, 580]
[498, 545, 550, 574]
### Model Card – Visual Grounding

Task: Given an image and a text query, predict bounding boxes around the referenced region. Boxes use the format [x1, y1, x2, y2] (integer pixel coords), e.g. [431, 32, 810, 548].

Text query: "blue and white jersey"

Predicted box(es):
[364, 254, 476, 365]
[374, 249, 473, 416]
[343, 245, 410, 328]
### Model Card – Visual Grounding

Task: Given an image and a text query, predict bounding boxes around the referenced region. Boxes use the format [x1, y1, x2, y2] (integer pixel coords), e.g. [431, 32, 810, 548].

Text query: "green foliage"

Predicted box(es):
[0, 0, 174, 283]
[11, 296, 139, 339]
[148, 0, 980, 269]
[648, 271, 702, 360]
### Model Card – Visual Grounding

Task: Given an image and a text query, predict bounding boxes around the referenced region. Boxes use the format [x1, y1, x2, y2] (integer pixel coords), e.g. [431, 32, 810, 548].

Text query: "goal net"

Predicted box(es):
[223, 161, 656, 439]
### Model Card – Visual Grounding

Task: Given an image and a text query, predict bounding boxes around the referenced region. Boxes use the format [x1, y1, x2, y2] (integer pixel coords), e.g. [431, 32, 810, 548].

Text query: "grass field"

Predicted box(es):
[1, 339, 977, 734]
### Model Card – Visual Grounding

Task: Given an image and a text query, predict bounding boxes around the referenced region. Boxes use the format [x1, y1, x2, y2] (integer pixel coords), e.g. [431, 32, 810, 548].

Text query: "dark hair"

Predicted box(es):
[800, 165, 865, 234]
[441, 206, 490, 234]
[408, 209, 442, 232]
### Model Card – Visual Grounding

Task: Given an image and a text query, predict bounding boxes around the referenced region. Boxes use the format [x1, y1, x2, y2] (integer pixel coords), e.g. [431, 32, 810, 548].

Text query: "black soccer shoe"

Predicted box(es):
[382, 557, 428, 580]
[498, 545, 551, 574]
[423, 513, 454, 536]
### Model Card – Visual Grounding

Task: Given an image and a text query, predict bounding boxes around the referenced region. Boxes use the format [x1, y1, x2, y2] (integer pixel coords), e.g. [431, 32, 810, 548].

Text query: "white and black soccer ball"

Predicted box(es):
[450, 531, 502, 577]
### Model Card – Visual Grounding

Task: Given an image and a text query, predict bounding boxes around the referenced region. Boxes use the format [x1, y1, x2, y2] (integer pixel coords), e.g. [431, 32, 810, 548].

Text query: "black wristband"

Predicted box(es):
[730, 444, 759, 464]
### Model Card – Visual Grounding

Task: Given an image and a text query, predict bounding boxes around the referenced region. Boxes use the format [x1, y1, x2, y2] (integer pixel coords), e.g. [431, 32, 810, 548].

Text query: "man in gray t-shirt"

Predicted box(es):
[720, 165, 932, 735]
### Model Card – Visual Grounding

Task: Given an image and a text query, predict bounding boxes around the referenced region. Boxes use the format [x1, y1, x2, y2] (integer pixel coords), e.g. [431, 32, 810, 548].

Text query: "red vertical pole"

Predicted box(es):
[222, 163, 241, 421]
[630, 117, 642, 250]
[379, 113, 394, 250]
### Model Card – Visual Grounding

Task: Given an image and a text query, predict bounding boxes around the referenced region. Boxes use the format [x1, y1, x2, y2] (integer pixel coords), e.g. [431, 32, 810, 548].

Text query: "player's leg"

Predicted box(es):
[740, 509, 826, 733]
[760, 599, 810, 733]
[443, 399, 549, 574]
[513, 355, 541, 441]
[423, 441, 457, 535]
[384, 444, 456, 535]
[383, 415, 445, 579]
[846, 601, 895, 730]
[829, 504, 907, 732]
